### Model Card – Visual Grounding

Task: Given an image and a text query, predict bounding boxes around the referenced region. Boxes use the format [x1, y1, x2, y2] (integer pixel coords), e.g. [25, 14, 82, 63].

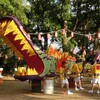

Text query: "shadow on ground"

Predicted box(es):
[0, 77, 100, 100]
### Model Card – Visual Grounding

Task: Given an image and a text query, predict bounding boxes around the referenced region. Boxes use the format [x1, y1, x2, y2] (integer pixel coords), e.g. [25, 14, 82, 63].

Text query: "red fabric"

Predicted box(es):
[56, 56, 67, 72]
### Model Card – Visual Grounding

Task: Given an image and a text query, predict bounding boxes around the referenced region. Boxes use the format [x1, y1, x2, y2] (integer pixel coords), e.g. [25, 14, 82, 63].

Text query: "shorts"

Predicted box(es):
[74, 77, 80, 83]
[61, 78, 69, 84]
[91, 78, 100, 84]
[80, 76, 84, 79]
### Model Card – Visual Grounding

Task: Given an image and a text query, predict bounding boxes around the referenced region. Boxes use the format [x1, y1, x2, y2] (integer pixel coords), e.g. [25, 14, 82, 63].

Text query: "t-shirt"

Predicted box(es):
[90, 64, 100, 78]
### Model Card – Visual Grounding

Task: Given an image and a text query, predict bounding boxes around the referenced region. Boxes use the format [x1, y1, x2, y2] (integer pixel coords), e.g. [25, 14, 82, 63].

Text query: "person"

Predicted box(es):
[72, 60, 84, 91]
[60, 62, 73, 95]
[88, 60, 100, 94]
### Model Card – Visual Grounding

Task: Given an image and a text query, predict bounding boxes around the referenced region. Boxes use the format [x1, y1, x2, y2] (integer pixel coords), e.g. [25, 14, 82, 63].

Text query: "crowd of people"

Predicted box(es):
[59, 60, 100, 95]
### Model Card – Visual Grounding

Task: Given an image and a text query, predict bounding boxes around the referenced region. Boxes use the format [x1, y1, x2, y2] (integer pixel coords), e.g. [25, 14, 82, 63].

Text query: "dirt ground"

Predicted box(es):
[0, 76, 100, 100]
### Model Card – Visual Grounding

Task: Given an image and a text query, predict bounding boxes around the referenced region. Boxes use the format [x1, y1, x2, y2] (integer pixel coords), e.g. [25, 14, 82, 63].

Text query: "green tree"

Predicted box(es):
[27, 0, 72, 51]
[69, 0, 100, 60]
[27, 0, 71, 32]
[0, 0, 30, 25]
[71, 0, 100, 32]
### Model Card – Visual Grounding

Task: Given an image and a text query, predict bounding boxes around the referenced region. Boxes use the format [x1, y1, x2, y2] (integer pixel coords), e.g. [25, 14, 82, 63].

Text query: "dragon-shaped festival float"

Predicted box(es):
[0, 16, 99, 93]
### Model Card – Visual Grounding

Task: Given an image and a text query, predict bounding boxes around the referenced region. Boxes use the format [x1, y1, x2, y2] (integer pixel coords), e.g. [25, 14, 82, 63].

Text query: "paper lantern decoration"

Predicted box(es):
[79, 46, 82, 50]
[72, 49, 76, 54]
[61, 29, 66, 35]
[97, 32, 100, 39]
[54, 31, 58, 37]
[88, 34, 92, 41]
[47, 33, 50, 39]
[5, 55, 8, 59]
[38, 33, 41, 40]
[0, 68, 3, 77]
[82, 50, 86, 55]
[71, 32, 74, 38]
[97, 53, 100, 61]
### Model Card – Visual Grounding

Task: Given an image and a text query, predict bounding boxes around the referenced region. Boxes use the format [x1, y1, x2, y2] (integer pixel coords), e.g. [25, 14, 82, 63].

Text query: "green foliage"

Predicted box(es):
[0, 0, 30, 25]
[67, 61, 75, 71]
[71, 0, 100, 32]
[27, 0, 71, 32]
[62, 36, 77, 52]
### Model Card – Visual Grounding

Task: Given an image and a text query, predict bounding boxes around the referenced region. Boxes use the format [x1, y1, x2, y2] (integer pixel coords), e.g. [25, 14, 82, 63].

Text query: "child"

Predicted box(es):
[72, 60, 84, 91]
[60, 62, 73, 94]
[88, 60, 100, 94]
